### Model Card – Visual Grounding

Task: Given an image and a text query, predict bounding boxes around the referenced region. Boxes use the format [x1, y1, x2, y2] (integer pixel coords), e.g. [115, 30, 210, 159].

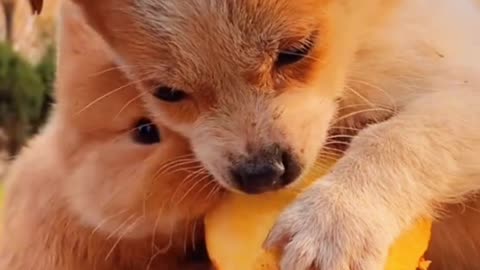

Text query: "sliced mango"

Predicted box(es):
[205, 159, 432, 270]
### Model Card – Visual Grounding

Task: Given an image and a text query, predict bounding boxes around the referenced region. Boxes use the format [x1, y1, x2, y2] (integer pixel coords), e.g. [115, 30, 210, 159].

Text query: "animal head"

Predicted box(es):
[33, 0, 397, 194]
[51, 3, 221, 239]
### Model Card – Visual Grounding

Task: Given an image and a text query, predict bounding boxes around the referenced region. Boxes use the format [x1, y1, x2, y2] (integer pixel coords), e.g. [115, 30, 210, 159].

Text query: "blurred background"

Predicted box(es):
[0, 0, 59, 178]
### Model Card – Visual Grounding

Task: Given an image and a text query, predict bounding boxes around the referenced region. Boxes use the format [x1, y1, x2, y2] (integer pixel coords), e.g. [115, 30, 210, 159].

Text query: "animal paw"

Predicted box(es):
[264, 181, 396, 270]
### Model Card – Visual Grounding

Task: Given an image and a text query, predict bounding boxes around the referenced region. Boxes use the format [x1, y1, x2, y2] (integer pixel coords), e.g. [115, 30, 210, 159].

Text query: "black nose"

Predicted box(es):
[230, 145, 301, 194]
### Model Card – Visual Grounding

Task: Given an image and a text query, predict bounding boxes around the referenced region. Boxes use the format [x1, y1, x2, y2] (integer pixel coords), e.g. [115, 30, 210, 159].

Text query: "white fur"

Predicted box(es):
[265, 1, 480, 269]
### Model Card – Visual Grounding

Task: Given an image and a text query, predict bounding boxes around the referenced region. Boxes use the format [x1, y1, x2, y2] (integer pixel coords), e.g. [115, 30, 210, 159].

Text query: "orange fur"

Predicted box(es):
[26, 0, 480, 269]
[63, 0, 405, 192]
[0, 2, 220, 269]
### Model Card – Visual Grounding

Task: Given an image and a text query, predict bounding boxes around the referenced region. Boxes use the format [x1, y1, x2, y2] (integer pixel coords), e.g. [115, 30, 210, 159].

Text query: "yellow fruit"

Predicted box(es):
[205, 159, 432, 270]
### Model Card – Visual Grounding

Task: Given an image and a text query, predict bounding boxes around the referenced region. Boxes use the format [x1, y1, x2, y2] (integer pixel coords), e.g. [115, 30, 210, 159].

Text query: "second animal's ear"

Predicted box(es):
[29, 0, 43, 14]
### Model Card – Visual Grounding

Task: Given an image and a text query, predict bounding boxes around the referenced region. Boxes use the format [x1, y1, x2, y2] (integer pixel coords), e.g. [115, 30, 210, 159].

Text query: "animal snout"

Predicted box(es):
[230, 145, 301, 194]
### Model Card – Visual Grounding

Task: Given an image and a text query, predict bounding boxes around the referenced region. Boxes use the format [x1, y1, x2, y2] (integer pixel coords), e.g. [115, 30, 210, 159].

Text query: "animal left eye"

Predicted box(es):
[276, 37, 315, 67]
[132, 118, 161, 145]
[153, 86, 188, 103]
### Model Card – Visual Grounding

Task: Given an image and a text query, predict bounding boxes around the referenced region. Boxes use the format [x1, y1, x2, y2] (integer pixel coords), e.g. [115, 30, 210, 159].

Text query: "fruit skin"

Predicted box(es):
[205, 160, 432, 270]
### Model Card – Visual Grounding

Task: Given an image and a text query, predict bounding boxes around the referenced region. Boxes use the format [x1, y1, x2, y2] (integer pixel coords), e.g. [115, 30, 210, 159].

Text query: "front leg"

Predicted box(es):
[265, 89, 480, 270]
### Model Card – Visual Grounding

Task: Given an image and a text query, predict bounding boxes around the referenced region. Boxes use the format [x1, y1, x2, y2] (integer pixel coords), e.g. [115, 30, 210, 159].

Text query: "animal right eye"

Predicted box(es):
[276, 33, 316, 67]
[276, 45, 311, 67]
[132, 118, 161, 145]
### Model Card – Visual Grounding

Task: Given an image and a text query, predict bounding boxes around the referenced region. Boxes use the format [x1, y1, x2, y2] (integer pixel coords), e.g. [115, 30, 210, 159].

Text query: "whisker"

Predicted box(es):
[150, 200, 168, 253]
[88, 63, 154, 78]
[193, 179, 217, 201]
[343, 85, 378, 108]
[205, 185, 221, 201]
[320, 149, 344, 157]
[155, 220, 175, 254]
[167, 168, 207, 206]
[146, 245, 162, 270]
[347, 78, 397, 110]
[326, 134, 356, 140]
[75, 75, 153, 115]
[175, 174, 211, 207]
[154, 154, 197, 170]
[332, 108, 393, 126]
[318, 152, 343, 162]
[106, 214, 135, 241]
[153, 156, 198, 178]
[337, 103, 379, 111]
[324, 141, 352, 147]
[113, 93, 146, 120]
[105, 215, 143, 261]
[88, 209, 129, 245]
[329, 126, 363, 132]
[314, 158, 338, 168]
[162, 162, 204, 176]
[150, 157, 196, 180]
[191, 219, 198, 252]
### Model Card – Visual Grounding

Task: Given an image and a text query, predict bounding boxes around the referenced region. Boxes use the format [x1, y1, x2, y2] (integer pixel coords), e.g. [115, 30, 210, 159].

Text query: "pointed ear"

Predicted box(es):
[29, 0, 43, 14]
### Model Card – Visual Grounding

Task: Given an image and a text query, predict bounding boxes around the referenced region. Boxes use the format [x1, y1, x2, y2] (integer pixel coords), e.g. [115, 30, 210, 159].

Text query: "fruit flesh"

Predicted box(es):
[205, 160, 432, 270]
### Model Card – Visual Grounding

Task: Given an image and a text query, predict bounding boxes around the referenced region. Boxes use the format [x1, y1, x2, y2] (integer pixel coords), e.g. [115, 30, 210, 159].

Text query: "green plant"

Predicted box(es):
[0, 42, 47, 156]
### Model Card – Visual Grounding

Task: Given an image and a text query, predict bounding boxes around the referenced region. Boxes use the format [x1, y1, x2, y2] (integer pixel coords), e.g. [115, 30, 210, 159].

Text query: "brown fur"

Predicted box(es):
[27, 0, 480, 269]
[0, 2, 220, 269]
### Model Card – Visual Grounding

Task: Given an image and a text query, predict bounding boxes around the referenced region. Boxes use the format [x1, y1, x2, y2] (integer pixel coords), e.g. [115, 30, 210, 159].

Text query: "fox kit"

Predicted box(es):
[0, 2, 219, 269]
[33, 0, 480, 269]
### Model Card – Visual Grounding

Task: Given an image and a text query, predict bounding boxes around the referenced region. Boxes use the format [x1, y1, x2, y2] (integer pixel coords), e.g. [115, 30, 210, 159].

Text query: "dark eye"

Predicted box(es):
[132, 118, 161, 145]
[276, 38, 315, 67]
[153, 86, 187, 102]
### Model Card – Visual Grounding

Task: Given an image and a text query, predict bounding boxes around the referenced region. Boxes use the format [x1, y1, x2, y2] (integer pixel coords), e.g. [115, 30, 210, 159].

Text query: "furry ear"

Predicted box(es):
[29, 0, 43, 14]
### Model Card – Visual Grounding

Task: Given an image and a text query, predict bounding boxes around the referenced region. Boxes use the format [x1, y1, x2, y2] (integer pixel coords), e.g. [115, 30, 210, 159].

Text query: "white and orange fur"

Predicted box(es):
[0, 2, 220, 270]
[29, 0, 480, 269]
